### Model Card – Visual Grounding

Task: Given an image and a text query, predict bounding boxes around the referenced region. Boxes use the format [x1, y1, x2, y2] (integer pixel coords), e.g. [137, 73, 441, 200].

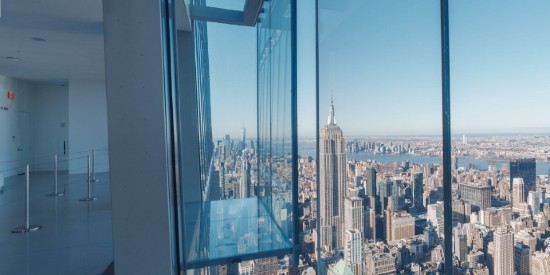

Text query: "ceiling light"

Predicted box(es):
[32, 37, 47, 42]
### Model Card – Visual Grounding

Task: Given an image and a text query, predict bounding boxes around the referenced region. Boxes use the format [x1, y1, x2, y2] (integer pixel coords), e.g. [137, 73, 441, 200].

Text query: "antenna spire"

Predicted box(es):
[328, 91, 335, 125]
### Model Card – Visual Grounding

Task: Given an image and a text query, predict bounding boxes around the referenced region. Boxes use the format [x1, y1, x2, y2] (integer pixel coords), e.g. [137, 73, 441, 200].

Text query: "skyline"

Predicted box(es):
[207, 0, 550, 138]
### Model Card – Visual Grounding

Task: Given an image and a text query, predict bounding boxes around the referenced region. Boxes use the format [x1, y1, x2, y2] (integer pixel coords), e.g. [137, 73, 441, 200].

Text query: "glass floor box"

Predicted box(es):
[184, 198, 292, 269]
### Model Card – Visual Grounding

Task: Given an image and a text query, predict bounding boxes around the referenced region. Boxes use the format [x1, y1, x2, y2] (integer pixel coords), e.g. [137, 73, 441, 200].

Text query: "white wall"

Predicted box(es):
[33, 84, 69, 171]
[0, 75, 35, 177]
[68, 79, 109, 174]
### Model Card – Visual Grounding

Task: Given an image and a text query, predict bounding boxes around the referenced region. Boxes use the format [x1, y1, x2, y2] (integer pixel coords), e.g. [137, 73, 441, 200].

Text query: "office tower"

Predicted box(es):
[240, 158, 250, 198]
[462, 134, 467, 145]
[389, 212, 415, 241]
[452, 200, 471, 223]
[494, 226, 514, 275]
[427, 202, 444, 237]
[512, 178, 525, 211]
[514, 243, 530, 275]
[241, 127, 246, 149]
[224, 134, 232, 161]
[366, 207, 376, 241]
[319, 98, 347, 251]
[377, 177, 393, 213]
[458, 182, 491, 210]
[453, 225, 467, 263]
[392, 178, 404, 211]
[412, 172, 424, 212]
[220, 161, 226, 199]
[424, 223, 437, 248]
[384, 197, 394, 242]
[510, 158, 536, 201]
[344, 196, 364, 234]
[528, 190, 541, 216]
[344, 230, 363, 275]
[364, 167, 377, 209]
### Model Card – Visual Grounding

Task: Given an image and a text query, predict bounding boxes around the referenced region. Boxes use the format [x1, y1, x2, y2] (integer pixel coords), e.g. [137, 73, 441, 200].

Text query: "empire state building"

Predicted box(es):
[319, 98, 347, 251]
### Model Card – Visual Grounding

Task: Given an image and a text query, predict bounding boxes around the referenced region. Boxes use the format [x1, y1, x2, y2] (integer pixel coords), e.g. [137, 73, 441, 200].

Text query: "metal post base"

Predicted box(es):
[79, 197, 97, 202]
[47, 192, 64, 197]
[11, 225, 41, 233]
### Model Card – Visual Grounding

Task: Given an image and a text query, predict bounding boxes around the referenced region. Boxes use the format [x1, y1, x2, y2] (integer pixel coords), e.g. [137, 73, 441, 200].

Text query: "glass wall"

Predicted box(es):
[180, 0, 297, 270]
[449, 1, 550, 273]
[316, 1, 443, 274]
[257, 0, 297, 259]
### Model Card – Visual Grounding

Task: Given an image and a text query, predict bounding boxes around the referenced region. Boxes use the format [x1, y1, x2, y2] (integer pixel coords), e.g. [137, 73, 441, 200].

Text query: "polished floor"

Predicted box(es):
[0, 171, 113, 275]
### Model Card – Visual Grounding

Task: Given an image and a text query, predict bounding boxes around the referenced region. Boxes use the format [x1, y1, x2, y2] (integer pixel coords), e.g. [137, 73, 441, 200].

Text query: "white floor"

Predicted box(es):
[0, 171, 113, 275]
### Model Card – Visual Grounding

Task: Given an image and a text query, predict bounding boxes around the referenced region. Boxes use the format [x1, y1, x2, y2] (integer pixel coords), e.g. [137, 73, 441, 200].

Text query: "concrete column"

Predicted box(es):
[103, 0, 177, 274]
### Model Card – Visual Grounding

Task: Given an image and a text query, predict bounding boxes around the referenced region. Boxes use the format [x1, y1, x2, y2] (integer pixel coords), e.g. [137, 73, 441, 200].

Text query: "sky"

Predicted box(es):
[206, 0, 550, 139]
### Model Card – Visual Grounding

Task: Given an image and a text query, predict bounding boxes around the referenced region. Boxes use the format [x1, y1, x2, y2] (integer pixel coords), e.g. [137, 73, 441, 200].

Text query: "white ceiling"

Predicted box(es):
[0, 0, 104, 84]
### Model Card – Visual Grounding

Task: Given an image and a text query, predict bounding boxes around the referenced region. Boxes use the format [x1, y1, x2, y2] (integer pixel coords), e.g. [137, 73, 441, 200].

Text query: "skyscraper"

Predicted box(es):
[240, 157, 250, 198]
[345, 196, 364, 234]
[494, 226, 514, 275]
[241, 127, 246, 149]
[412, 172, 424, 212]
[510, 158, 536, 201]
[319, 98, 347, 251]
[512, 178, 525, 212]
[364, 167, 377, 198]
[344, 229, 363, 275]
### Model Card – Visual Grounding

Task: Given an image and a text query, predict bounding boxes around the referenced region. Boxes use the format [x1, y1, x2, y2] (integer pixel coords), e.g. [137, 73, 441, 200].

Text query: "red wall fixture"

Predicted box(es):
[7, 91, 15, 100]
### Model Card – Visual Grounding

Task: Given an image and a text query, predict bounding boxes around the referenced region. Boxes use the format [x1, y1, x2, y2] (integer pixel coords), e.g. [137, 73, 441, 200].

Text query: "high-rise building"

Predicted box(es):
[240, 157, 250, 198]
[344, 196, 364, 234]
[365, 167, 377, 198]
[241, 127, 246, 149]
[412, 172, 424, 212]
[453, 226, 467, 263]
[514, 243, 530, 275]
[510, 158, 536, 201]
[378, 177, 393, 213]
[458, 182, 491, 210]
[512, 178, 525, 212]
[423, 223, 437, 248]
[427, 202, 444, 237]
[220, 161, 226, 199]
[366, 207, 376, 241]
[344, 229, 363, 275]
[319, 98, 347, 251]
[494, 226, 514, 275]
[389, 212, 415, 241]
[392, 178, 405, 211]
[527, 190, 540, 216]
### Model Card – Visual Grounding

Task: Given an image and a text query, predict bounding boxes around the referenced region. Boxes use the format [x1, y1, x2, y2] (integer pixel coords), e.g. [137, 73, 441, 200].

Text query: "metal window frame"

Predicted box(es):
[190, 0, 265, 26]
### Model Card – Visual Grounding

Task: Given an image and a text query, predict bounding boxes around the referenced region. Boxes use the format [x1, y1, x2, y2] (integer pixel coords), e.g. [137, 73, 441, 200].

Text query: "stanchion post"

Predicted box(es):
[80, 154, 97, 202]
[91, 149, 99, 182]
[12, 165, 41, 233]
[47, 154, 64, 197]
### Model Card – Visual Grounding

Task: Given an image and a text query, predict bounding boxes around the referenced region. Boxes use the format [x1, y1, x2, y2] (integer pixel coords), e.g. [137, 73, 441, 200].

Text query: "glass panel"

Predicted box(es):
[180, 0, 295, 270]
[257, 0, 295, 254]
[317, 1, 442, 273]
[450, 1, 550, 273]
